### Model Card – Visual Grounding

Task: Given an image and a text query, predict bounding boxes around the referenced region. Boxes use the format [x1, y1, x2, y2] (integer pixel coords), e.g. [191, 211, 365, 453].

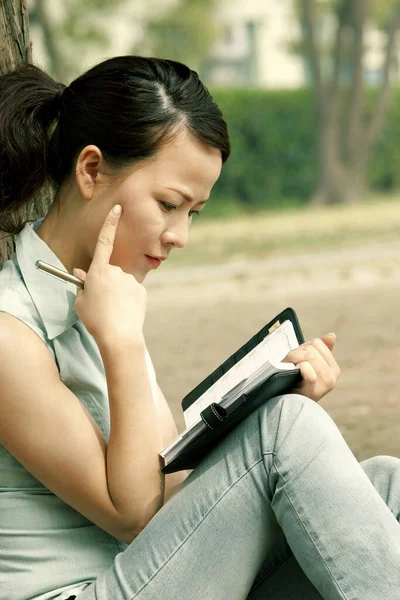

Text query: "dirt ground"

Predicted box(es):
[143, 241, 400, 463]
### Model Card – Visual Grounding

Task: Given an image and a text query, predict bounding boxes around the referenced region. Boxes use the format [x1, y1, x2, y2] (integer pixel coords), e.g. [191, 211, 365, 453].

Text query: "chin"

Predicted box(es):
[132, 269, 146, 284]
[119, 262, 146, 283]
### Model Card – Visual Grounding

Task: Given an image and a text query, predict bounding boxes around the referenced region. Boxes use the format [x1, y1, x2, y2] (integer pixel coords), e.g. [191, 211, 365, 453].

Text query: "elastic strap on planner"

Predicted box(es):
[200, 403, 227, 431]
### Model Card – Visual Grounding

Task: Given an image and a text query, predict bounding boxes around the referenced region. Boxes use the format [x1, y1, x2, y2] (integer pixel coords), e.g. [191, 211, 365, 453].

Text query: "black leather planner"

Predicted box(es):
[161, 307, 305, 474]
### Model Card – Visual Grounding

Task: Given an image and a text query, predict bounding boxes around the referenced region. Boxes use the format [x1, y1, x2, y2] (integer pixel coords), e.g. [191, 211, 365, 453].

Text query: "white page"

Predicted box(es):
[184, 320, 299, 429]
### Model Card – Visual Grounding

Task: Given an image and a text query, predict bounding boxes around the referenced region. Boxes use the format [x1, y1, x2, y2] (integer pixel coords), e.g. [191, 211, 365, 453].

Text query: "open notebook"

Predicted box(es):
[160, 307, 304, 473]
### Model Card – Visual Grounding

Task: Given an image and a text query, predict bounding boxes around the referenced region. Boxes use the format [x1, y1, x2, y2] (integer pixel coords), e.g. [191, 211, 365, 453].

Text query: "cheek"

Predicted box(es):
[115, 212, 159, 257]
[125, 202, 163, 234]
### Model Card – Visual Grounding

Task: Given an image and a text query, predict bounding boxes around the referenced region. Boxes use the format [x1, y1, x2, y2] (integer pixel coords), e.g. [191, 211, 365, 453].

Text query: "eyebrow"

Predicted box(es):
[165, 187, 208, 205]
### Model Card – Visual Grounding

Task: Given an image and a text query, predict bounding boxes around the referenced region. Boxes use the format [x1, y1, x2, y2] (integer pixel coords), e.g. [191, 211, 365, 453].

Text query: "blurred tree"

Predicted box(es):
[297, 0, 400, 204]
[29, 0, 128, 81]
[29, 0, 222, 82]
[134, 0, 221, 73]
[30, 0, 66, 80]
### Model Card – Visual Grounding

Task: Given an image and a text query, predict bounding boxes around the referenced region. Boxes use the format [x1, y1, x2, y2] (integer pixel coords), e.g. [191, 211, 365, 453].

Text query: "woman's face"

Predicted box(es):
[87, 131, 222, 283]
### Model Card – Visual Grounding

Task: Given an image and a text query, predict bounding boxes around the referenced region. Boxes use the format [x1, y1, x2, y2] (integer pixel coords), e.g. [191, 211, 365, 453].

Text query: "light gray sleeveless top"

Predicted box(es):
[0, 218, 159, 600]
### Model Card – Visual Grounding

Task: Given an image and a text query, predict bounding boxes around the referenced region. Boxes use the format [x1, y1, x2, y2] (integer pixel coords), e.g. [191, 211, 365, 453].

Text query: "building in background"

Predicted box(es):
[203, 0, 304, 89]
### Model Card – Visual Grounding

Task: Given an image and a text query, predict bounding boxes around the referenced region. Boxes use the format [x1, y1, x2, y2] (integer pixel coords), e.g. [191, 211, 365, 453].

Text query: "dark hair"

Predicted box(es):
[0, 56, 230, 235]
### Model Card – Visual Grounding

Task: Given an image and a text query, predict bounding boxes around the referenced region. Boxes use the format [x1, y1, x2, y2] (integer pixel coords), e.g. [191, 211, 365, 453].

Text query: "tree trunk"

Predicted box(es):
[312, 107, 368, 205]
[0, 0, 36, 266]
[312, 102, 344, 205]
[312, 161, 368, 205]
[0, 0, 31, 72]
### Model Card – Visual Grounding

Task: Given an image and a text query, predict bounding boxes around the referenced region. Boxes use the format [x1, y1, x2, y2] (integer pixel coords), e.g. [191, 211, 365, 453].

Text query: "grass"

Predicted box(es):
[163, 194, 400, 269]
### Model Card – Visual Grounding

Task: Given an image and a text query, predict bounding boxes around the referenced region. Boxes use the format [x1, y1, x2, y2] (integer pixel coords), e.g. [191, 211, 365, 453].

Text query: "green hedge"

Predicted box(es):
[207, 87, 400, 212]
[369, 89, 400, 191]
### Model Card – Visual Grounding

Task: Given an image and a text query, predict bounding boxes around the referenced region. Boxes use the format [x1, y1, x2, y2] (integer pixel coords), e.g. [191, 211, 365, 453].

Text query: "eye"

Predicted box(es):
[160, 201, 177, 212]
[189, 210, 201, 217]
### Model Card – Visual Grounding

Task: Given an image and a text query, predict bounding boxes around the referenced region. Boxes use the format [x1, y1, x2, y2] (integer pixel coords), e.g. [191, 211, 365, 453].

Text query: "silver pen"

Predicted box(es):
[35, 260, 85, 289]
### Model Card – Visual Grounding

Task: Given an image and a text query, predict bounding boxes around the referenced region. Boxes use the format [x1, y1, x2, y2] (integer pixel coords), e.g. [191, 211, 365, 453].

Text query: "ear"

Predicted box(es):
[75, 145, 105, 200]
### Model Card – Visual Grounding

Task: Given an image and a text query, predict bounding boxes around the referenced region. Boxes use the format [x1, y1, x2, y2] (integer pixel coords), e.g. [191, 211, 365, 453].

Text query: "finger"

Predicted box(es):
[284, 345, 325, 367]
[296, 361, 318, 384]
[91, 205, 122, 268]
[286, 343, 340, 387]
[294, 337, 338, 372]
[72, 268, 87, 281]
[285, 346, 340, 385]
[310, 336, 339, 372]
[321, 332, 336, 352]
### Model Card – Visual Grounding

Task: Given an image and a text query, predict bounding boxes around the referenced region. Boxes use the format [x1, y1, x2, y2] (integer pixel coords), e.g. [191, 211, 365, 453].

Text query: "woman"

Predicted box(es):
[0, 56, 399, 600]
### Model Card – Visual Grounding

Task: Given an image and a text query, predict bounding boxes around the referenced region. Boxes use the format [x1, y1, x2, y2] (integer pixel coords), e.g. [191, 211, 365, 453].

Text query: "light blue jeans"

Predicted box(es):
[76, 394, 400, 599]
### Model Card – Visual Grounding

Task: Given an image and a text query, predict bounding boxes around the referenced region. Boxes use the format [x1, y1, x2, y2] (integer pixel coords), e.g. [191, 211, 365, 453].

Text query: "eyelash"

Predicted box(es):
[160, 201, 201, 218]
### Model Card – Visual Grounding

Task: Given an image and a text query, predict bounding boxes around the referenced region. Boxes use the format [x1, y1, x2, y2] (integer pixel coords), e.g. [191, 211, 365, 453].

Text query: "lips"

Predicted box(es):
[146, 255, 167, 261]
[145, 255, 164, 269]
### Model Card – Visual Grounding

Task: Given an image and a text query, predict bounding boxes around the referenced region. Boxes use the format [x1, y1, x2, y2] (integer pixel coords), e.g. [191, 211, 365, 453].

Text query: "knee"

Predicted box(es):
[361, 455, 400, 513]
[361, 455, 400, 479]
[260, 392, 340, 450]
[268, 392, 319, 414]
[258, 394, 351, 489]
[268, 392, 331, 426]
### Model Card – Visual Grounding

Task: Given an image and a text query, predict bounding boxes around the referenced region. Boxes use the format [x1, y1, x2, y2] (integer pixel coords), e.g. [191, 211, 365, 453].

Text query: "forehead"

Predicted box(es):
[135, 131, 222, 196]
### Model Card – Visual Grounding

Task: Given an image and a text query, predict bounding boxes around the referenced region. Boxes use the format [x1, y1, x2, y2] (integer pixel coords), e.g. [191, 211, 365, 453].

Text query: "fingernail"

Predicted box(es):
[112, 205, 122, 216]
[328, 332, 336, 339]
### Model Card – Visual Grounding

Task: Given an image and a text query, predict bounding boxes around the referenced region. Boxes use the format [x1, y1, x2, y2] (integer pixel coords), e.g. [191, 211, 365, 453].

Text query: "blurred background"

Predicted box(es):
[27, 0, 400, 459]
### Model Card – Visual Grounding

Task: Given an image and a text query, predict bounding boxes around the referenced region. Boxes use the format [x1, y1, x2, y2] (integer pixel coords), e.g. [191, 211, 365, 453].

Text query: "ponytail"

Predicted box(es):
[0, 64, 63, 235]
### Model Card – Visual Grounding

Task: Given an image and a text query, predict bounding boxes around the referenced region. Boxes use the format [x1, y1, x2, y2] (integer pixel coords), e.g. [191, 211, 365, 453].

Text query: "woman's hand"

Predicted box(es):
[73, 205, 147, 346]
[283, 333, 340, 402]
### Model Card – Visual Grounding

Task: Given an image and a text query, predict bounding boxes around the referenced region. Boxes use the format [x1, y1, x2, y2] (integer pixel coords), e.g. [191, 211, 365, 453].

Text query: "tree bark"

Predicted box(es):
[0, 0, 38, 265]
[0, 0, 31, 72]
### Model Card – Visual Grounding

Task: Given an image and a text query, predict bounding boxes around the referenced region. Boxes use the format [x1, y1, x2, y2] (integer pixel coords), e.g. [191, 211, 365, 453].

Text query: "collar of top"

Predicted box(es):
[15, 218, 79, 340]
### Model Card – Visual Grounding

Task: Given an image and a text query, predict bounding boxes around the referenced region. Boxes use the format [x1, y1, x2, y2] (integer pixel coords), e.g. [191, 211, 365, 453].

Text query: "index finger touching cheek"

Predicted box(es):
[91, 205, 122, 267]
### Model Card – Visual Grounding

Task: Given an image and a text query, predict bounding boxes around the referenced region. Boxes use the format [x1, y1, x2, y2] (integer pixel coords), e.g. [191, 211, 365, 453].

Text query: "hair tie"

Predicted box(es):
[55, 83, 68, 120]
[57, 82, 68, 101]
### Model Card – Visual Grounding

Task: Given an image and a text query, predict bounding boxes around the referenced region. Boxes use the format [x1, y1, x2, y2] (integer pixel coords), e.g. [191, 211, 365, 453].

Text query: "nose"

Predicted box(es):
[161, 217, 189, 249]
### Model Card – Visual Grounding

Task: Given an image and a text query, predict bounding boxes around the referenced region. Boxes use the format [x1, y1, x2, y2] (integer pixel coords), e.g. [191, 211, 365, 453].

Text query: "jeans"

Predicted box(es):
[75, 394, 400, 599]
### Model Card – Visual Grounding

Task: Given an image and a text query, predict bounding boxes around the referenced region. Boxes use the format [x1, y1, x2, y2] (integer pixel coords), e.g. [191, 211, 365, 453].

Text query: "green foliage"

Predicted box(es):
[57, 0, 111, 47]
[206, 87, 400, 212]
[210, 88, 318, 209]
[365, 0, 400, 29]
[368, 88, 400, 191]
[29, 0, 127, 80]
[141, 0, 221, 71]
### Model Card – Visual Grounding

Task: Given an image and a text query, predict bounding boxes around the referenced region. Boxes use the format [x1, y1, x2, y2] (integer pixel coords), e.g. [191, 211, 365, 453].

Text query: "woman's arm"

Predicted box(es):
[0, 313, 165, 544]
[156, 385, 189, 502]
[98, 336, 166, 531]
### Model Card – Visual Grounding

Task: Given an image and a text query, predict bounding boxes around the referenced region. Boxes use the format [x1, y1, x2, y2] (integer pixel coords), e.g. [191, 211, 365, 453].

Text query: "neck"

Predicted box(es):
[36, 204, 91, 274]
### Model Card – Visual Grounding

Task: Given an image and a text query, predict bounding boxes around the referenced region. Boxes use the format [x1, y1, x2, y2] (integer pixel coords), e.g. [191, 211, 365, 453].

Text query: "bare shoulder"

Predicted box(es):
[0, 311, 58, 377]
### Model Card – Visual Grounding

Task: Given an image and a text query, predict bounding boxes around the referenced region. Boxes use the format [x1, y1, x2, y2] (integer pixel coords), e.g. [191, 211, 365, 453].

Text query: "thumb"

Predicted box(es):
[321, 332, 336, 351]
[72, 268, 87, 281]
